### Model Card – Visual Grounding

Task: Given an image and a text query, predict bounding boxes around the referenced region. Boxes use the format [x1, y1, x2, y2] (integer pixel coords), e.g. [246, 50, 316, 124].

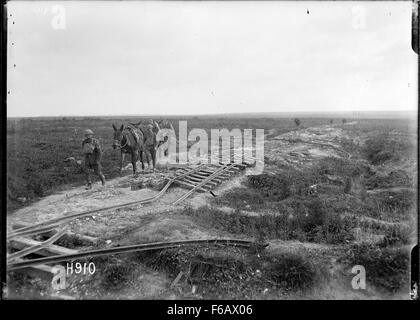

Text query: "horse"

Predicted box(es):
[129, 119, 161, 171]
[112, 124, 145, 175]
[130, 119, 160, 135]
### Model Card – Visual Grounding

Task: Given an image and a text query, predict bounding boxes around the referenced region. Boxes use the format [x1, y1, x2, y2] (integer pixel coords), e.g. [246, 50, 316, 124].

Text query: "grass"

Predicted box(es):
[364, 170, 413, 190]
[345, 243, 410, 293]
[92, 256, 136, 291]
[363, 133, 415, 165]
[7, 116, 416, 298]
[135, 246, 318, 296]
[265, 252, 317, 290]
[181, 204, 354, 244]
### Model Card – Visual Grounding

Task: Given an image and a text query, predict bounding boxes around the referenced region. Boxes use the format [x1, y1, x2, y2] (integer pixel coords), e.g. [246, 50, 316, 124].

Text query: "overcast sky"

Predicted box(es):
[7, 1, 417, 117]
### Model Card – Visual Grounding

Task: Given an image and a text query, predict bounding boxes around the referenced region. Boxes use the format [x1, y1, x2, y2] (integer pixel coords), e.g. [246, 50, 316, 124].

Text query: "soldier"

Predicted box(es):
[82, 129, 106, 189]
[140, 123, 156, 169]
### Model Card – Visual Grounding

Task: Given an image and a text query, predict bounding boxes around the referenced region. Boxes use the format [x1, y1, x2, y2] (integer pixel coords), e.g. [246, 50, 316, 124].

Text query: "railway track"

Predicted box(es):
[8, 238, 268, 270]
[9, 162, 247, 240]
[7, 161, 254, 275]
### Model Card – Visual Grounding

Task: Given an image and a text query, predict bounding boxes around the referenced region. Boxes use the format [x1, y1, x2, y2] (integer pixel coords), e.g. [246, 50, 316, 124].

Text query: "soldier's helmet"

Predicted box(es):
[84, 129, 94, 136]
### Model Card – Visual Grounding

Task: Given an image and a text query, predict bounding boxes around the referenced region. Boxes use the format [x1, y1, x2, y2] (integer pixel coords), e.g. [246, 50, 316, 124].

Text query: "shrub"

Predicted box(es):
[364, 170, 412, 189]
[247, 174, 291, 201]
[346, 243, 410, 293]
[298, 198, 327, 232]
[95, 257, 135, 291]
[374, 190, 415, 212]
[314, 214, 354, 244]
[363, 133, 414, 165]
[265, 253, 317, 290]
[378, 224, 412, 247]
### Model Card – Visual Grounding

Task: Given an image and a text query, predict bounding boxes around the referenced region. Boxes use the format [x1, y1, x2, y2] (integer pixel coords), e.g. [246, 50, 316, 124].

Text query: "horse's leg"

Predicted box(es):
[144, 149, 151, 171]
[151, 147, 156, 172]
[132, 151, 137, 175]
[139, 150, 145, 172]
[120, 151, 125, 176]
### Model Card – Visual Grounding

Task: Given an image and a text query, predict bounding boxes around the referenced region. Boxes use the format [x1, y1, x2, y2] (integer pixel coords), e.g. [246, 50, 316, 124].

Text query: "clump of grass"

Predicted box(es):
[364, 170, 412, 189]
[374, 190, 415, 212]
[247, 174, 292, 201]
[93, 256, 135, 291]
[346, 243, 410, 293]
[285, 198, 327, 233]
[363, 133, 414, 165]
[265, 252, 317, 290]
[313, 214, 355, 244]
[378, 224, 412, 247]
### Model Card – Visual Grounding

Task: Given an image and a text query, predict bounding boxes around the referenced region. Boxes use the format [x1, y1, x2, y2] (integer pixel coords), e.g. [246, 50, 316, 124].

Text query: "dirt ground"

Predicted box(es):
[7, 122, 414, 300]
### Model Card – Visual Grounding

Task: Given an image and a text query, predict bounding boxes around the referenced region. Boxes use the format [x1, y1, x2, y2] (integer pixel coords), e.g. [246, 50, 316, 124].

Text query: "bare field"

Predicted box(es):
[6, 116, 417, 299]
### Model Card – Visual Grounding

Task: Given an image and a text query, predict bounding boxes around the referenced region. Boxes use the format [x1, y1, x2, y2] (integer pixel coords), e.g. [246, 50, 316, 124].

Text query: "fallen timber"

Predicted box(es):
[7, 228, 68, 263]
[8, 238, 268, 271]
[9, 236, 79, 257]
[10, 222, 98, 245]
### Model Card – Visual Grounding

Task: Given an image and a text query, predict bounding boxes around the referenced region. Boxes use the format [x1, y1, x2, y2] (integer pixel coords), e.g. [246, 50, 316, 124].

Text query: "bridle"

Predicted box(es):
[114, 131, 129, 150]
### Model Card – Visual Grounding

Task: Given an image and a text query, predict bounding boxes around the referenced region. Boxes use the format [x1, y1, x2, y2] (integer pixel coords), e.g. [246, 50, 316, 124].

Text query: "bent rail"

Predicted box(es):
[8, 165, 206, 240]
[8, 238, 268, 270]
[7, 228, 68, 263]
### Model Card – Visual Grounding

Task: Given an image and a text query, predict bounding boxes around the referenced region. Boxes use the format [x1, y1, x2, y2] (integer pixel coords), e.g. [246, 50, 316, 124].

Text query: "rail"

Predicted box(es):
[8, 238, 268, 270]
[8, 164, 207, 240]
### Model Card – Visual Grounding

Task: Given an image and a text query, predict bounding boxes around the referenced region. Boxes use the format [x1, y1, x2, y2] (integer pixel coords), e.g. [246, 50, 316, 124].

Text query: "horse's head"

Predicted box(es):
[112, 124, 125, 149]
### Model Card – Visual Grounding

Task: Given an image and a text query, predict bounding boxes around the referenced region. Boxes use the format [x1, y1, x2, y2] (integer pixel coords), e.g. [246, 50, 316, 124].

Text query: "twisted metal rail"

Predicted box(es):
[8, 165, 207, 240]
[7, 228, 68, 263]
[8, 238, 268, 270]
[8, 162, 247, 242]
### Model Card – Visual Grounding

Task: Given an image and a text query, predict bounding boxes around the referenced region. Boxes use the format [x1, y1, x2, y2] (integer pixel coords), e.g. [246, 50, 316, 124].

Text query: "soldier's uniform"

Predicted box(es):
[82, 130, 106, 189]
[139, 124, 156, 165]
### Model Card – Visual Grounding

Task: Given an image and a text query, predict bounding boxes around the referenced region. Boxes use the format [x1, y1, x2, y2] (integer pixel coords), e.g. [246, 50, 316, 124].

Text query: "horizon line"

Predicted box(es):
[6, 109, 418, 119]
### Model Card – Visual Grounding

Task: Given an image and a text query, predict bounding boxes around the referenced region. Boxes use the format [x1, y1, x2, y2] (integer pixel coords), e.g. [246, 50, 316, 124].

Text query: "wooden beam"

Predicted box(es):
[183, 176, 218, 187]
[9, 259, 56, 282]
[9, 237, 78, 257]
[11, 223, 98, 245]
[191, 171, 210, 178]
[175, 181, 207, 192]
[189, 173, 222, 182]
